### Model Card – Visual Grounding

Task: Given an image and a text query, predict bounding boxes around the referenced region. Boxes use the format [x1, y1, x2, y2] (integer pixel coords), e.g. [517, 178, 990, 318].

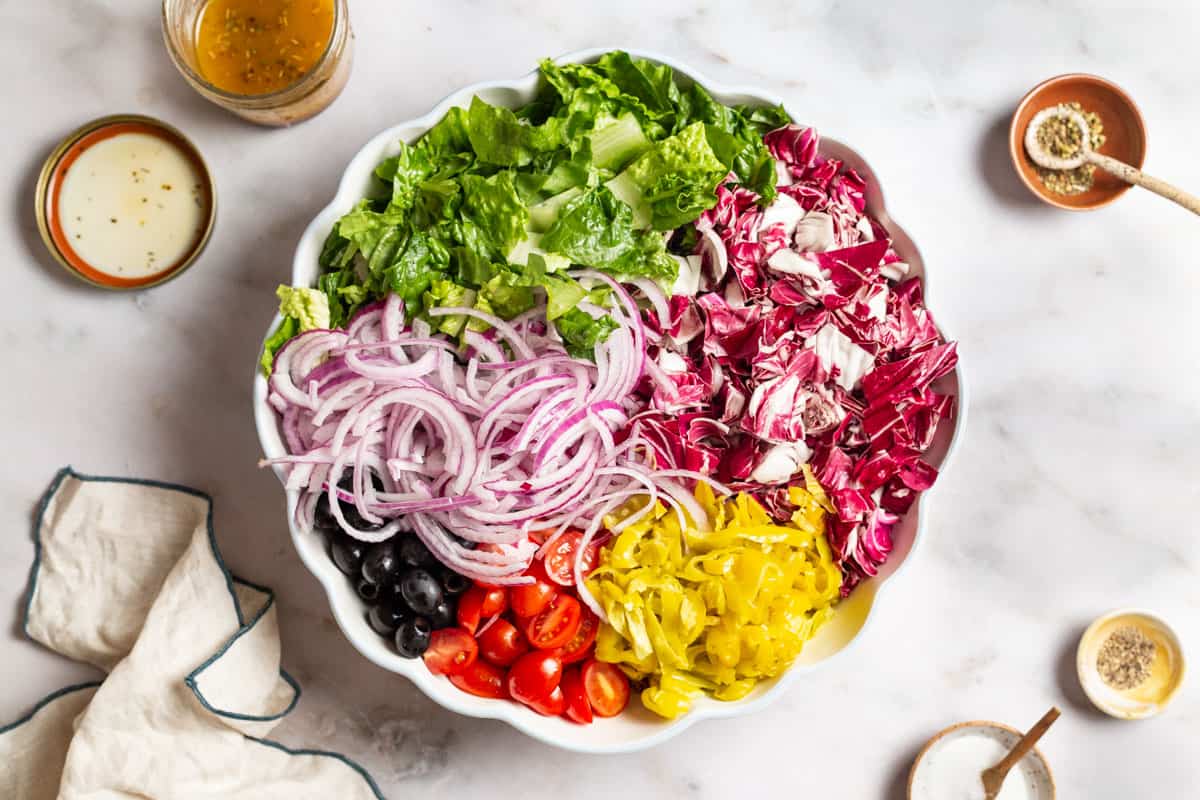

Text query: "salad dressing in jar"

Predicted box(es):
[162, 0, 352, 126]
[194, 0, 335, 96]
[36, 115, 215, 289]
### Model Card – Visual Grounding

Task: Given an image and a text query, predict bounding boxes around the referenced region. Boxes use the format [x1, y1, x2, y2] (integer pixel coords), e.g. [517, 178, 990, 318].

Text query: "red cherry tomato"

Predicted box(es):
[527, 685, 566, 717]
[448, 659, 507, 699]
[560, 668, 593, 724]
[510, 560, 558, 618]
[544, 531, 600, 586]
[524, 594, 582, 650]
[506, 651, 563, 707]
[456, 586, 484, 634]
[559, 607, 599, 664]
[479, 586, 508, 617]
[422, 628, 477, 677]
[477, 619, 529, 667]
[581, 659, 630, 717]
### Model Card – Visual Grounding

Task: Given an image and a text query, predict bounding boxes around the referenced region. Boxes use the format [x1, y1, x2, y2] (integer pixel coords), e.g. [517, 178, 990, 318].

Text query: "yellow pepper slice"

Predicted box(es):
[588, 470, 842, 719]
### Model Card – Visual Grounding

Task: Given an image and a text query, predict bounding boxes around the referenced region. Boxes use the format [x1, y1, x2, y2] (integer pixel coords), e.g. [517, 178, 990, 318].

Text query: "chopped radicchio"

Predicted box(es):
[633, 123, 958, 591]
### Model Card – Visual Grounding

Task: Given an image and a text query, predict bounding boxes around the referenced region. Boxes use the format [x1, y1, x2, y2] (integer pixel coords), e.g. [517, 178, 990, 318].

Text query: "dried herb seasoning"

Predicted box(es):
[1035, 102, 1106, 196]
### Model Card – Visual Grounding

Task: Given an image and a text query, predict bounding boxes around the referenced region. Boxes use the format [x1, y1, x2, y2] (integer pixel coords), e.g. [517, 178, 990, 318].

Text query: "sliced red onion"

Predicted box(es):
[266, 291, 667, 580]
[629, 277, 671, 330]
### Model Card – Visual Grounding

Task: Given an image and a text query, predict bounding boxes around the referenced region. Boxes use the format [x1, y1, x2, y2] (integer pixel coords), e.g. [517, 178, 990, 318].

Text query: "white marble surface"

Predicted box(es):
[3, 1, 1198, 797]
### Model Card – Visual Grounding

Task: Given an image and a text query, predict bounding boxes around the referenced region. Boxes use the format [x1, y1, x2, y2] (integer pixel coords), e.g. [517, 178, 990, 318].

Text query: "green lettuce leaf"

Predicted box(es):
[460, 171, 530, 258]
[259, 287, 330, 376]
[422, 279, 476, 335]
[620, 121, 727, 230]
[676, 83, 791, 202]
[478, 270, 538, 319]
[540, 185, 678, 282]
[276, 285, 330, 330]
[541, 185, 637, 266]
[260, 316, 299, 376]
[555, 308, 620, 358]
[593, 51, 679, 124]
[467, 96, 564, 167]
[538, 270, 586, 321]
[383, 230, 450, 312]
[421, 106, 473, 156]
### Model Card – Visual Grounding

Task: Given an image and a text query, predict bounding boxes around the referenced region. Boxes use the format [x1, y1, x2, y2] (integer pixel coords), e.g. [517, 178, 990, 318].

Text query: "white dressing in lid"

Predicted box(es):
[37, 115, 215, 289]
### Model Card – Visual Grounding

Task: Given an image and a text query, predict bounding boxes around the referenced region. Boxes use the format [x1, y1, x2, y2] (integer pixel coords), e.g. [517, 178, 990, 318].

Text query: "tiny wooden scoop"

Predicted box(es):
[980, 707, 1060, 800]
[1025, 108, 1200, 215]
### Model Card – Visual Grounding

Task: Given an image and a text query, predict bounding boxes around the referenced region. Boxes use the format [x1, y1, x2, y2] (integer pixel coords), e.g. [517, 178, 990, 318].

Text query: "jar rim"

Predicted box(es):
[161, 0, 347, 106]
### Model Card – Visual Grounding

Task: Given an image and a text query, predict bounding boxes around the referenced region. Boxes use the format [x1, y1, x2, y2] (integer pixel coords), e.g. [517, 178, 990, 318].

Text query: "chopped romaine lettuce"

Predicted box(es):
[259, 286, 331, 375]
[273, 51, 794, 359]
[555, 308, 620, 358]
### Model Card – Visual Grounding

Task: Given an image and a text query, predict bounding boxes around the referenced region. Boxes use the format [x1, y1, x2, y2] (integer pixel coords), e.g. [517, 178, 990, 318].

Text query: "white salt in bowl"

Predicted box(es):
[254, 48, 967, 753]
[909, 721, 1055, 800]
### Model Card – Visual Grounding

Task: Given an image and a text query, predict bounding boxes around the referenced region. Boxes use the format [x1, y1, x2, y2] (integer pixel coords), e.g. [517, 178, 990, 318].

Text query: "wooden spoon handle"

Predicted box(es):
[994, 707, 1061, 775]
[1087, 152, 1200, 215]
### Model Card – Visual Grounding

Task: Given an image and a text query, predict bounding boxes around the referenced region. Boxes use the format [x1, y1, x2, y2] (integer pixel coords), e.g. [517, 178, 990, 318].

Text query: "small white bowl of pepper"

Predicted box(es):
[1076, 609, 1185, 720]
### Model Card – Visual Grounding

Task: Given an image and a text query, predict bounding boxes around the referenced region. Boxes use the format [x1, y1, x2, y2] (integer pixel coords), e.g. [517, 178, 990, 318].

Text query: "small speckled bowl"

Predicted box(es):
[1009, 74, 1146, 210]
[1077, 609, 1185, 719]
[908, 720, 1055, 800]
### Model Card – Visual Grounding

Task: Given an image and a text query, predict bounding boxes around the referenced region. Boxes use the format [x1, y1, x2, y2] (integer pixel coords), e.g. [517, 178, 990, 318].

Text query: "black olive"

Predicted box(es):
[395, 616, 432, 658]
[400, 568, 443, 616]
[337, 471, 385, 492]
[367, 602, 408, 638]
[450, 534, 476, 550]
[331, 472, 387, 532]
[329, 534, 366, 577]
[439, 569, 470, 598]
[313, 494, 337, 532]
[428, 598, 455, 629]
[341, 503, 385, 533]
[397, 536, 436, 568]
[361, 541, 400, 585]
[356, 577, 380, 603]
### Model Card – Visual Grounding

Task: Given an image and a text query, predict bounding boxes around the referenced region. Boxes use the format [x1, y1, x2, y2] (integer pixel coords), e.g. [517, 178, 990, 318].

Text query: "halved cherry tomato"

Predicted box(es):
[559, 607, 599, 664]
[524, 594, 582, 650]
[422, 628, 477, 676]
[581, 659, 630, 717]
[560, 668, 592, 724]
[528, 529, 552, 545]
[478, 619, 529, 667]
[510, 560, 558, 618]
[456, 586, 484, 634]
[543, 531, 601, 586]
[527, 685, 566, 717]
[507, 651, 563, 707]
[448, 659, 507, 699]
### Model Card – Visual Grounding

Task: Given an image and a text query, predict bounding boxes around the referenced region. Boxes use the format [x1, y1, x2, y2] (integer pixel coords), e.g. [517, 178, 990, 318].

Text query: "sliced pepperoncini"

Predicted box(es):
[587, 468, 842, 719]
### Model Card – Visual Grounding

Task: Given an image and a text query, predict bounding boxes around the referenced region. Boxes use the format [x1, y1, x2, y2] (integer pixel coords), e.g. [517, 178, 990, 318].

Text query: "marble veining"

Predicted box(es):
[2, 1, 1198, 798]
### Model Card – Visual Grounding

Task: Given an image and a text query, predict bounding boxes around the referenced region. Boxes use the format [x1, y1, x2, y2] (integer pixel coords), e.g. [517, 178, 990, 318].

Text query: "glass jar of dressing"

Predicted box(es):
[162, 0, 353, 126]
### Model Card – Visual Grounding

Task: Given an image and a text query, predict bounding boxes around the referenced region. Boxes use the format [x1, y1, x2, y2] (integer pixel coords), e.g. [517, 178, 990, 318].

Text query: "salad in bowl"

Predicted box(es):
[255, 49, 962, 752]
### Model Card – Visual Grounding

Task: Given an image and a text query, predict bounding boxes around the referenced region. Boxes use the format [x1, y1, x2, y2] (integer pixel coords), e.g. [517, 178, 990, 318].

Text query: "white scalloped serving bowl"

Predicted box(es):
[254, 48, 967, 754]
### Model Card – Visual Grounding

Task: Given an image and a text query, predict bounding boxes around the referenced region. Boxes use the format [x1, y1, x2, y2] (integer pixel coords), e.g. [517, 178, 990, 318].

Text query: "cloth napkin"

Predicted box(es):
[0, 468, 383, 799]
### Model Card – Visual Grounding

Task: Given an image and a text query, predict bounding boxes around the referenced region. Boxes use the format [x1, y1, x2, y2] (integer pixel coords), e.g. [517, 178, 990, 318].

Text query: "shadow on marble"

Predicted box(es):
[883, 741, 921, 799]
[9, 499, 42, 642]
[976, 110, 1043, 209]
[1055, 622, 1110, 720]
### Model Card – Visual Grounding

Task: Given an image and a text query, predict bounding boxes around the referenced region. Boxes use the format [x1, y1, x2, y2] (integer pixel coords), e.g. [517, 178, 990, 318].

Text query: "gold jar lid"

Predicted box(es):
[35, 114, 216, 290]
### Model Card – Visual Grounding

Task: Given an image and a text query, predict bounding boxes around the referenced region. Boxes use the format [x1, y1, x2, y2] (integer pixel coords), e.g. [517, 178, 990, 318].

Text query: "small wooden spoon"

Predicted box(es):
[1025, 107, 1200, 215]
[980, 707, 1061, 800]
